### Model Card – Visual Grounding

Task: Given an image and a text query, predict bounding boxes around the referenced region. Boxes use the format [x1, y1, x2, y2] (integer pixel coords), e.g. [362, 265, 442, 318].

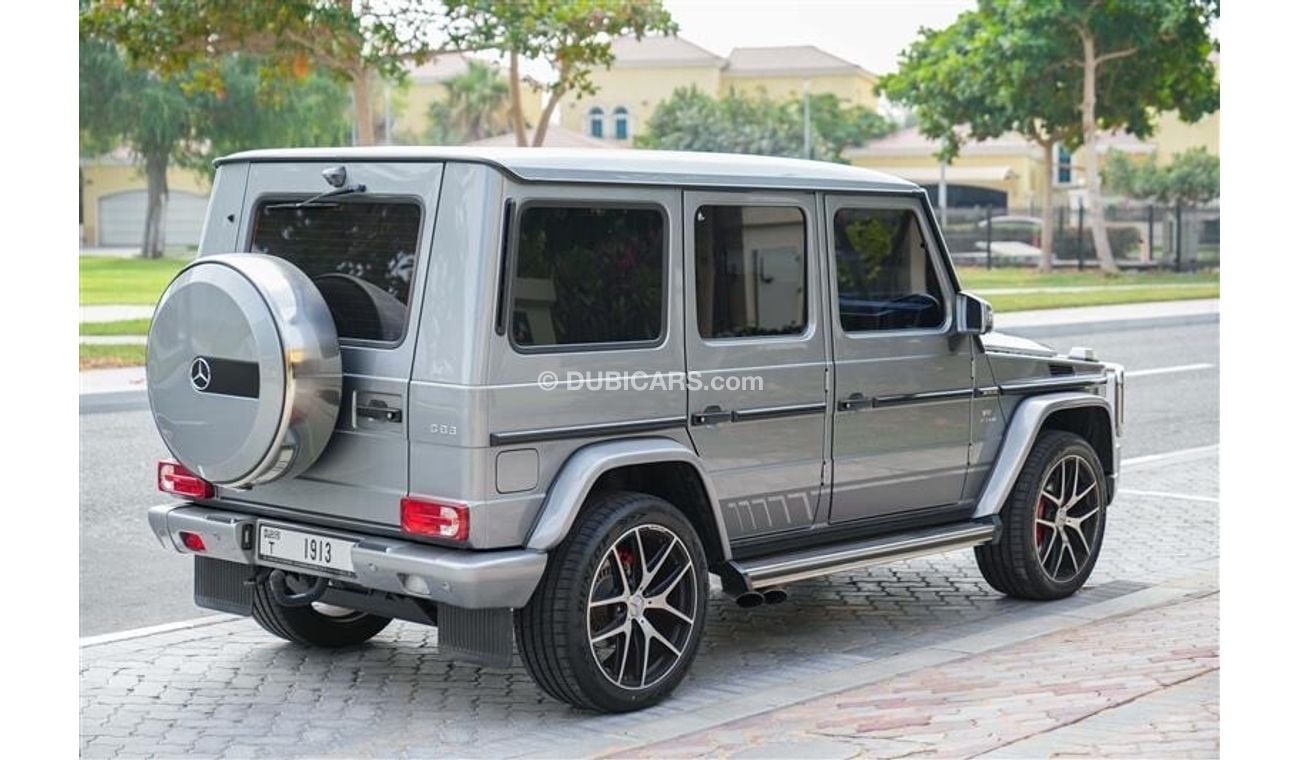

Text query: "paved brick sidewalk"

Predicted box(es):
[80, 452, 1217, 758]
[617, 592, 1219, 759]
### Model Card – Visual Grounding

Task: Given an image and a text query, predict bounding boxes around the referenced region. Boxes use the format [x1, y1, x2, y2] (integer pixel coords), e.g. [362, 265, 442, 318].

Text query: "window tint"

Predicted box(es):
[694, 205, 807, 339]
[251, 200, 421, 342]
[511, 205, 664, 348]
[833, 207, 946, 332]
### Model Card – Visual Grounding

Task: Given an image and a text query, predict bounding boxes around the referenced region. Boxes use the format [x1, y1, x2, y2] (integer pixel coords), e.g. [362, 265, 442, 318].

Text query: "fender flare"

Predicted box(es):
[524, 437, 731, 558]
[973, 391, 1117, 519]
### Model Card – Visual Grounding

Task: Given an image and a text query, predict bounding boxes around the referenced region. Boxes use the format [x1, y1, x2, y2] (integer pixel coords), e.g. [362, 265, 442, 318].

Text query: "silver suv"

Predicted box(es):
[146, 147, 1124, 712]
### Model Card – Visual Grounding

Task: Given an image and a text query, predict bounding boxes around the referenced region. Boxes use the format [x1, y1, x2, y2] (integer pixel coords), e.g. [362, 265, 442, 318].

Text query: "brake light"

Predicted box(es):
[179, 531, 206, 552]
[158, 460, 214, 499]
[400, 497, 469, 542]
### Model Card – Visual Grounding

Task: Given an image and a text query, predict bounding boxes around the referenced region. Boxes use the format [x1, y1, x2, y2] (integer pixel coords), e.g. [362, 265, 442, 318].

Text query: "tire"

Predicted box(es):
[251, 576, 391, 648]
[975, 430, 1108, 600]
[516, 491, 709, 713]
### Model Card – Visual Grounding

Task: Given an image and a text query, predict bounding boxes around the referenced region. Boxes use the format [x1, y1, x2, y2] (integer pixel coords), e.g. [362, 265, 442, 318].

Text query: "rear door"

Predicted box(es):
[215, 161, 441, 529]
[684, 191, 830, 542]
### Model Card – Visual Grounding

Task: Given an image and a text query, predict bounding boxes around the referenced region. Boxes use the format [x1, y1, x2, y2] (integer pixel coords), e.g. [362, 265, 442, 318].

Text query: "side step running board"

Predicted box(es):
[721, 520, 998, 594]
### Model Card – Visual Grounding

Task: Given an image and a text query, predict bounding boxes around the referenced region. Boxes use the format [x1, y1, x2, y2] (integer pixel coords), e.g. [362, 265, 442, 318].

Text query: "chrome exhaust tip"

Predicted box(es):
[761, 587, 788, 605]
[734, 591, 765, 608]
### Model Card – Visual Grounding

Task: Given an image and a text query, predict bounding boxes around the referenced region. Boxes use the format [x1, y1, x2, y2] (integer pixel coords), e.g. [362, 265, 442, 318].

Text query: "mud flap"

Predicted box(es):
[194, 556, 255, 616]
[437, 605, 513, 668]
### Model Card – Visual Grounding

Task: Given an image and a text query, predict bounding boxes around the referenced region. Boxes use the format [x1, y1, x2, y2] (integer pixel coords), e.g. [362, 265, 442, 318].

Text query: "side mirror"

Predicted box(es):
[956, 293, 994, 336]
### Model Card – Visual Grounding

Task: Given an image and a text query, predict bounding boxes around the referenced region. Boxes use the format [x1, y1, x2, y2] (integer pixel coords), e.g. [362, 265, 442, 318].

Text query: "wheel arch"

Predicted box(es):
[524, 437, 731, 563]
[973, 392, 1117, 519]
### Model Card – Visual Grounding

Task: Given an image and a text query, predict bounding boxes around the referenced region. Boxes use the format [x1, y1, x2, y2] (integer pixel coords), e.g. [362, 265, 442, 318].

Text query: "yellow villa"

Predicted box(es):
[559, 35, 878, 145]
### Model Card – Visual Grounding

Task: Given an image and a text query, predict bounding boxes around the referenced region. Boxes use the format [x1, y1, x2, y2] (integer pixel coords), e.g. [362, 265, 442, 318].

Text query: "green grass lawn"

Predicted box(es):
[985, 284, 1220, 313]
[80, 318, 152, 336]
[79, 343, 147, 370]
[80, 256, 188, 305]
[957, 266, 1219, 290]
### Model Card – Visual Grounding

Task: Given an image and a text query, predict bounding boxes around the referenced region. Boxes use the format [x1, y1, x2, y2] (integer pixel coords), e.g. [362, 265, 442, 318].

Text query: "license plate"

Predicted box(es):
[258, 523, 356, 575]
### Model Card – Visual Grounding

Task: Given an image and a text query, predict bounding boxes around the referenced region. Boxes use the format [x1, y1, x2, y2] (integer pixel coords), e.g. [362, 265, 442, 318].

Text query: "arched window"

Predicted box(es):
[613, 107, 630, 140]
[587, 107, 605, 139]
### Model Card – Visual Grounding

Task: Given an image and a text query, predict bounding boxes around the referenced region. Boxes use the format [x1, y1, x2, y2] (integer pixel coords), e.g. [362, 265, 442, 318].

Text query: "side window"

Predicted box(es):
[511, 205, 665, 348]
[694, 205, 807, 339]
[833, 206, 946, 332]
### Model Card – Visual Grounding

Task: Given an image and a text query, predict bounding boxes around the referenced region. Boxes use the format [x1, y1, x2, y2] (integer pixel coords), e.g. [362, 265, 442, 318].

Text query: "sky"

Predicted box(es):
[662, 0, 977, 76]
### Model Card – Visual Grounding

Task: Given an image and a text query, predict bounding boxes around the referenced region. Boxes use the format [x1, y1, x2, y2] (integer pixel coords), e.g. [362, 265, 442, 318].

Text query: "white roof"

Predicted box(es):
[725, 45, 868, 77]
[216, 147, 918, 192]
[608, 35, 724, 68]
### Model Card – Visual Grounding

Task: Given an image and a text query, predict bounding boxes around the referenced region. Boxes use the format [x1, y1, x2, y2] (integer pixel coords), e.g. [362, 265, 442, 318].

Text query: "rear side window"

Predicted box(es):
[510, 205, 665, 348]
[694, 205, 807, 339]
[251, 201, 421, 342]
[833, 207, 946, 332]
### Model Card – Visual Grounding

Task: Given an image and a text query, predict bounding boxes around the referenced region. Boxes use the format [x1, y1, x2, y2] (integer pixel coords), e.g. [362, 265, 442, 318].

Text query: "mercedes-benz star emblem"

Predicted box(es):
[189, 357, 212, 392]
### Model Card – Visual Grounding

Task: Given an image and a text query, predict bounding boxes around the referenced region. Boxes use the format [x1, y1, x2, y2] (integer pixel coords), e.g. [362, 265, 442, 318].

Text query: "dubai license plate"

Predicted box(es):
[258, 523, 356, 575]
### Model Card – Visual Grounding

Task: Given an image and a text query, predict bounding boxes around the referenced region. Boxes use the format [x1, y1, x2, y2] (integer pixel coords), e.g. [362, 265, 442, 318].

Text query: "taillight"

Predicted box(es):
[400, 497, 469, 542]
[178, 531, 207, 552]
[158, 460, 214, 499]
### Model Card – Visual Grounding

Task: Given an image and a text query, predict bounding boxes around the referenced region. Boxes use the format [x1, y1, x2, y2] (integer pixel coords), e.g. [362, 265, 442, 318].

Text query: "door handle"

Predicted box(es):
[690, 405, 734, 426]
[837, 392, 871, 412]
[356, 402, 403, 423]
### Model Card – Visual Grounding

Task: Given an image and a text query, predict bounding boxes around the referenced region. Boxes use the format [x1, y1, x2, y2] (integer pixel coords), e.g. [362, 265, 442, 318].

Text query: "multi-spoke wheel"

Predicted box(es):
[976, 430, 1109, 600]
[516, 491, 709, 712]
[588, 524, 697, 690]
[1033, 454, 1103, 582]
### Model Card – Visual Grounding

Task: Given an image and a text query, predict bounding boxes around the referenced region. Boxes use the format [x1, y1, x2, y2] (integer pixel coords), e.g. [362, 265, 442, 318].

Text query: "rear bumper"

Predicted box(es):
[147, 503, 546, 609]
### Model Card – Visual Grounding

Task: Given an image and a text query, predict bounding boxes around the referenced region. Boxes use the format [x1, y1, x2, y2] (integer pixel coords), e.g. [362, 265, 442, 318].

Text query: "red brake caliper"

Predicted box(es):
[617, 548, 636, 590]
[1035, 496, 1050, 548]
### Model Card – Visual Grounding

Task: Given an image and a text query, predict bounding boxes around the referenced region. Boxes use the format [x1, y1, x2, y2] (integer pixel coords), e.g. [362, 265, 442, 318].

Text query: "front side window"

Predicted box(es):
[833, 206, 946, 332]
[511, 205, 665, 348]
[694, 205, 807, 339]
[251, 200, 421, 342]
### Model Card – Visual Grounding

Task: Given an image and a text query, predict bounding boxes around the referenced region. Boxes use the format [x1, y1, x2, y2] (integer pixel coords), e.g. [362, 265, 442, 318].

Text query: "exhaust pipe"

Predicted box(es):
[734, 591, 765, 608]
[761, 588, 788, 605]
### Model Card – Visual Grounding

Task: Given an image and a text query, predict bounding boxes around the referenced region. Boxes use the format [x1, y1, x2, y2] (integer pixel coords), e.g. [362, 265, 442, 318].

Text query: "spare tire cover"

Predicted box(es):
[147, 253, 342, 487]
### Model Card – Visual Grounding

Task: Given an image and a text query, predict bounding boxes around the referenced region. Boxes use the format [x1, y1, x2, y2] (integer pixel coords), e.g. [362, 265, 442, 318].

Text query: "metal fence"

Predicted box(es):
[937, 203, 1219, 270]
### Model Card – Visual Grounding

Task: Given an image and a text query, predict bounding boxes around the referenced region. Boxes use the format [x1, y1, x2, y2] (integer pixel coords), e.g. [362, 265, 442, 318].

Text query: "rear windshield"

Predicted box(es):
[250, 200, 422, 343]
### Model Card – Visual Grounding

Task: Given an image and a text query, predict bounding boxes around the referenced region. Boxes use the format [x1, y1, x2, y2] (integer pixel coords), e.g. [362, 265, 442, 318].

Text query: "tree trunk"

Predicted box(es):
[1037, 141, 1055, 272]
[1080, 31, 1119, 274]
[142, 152, 169, 259]
[531, 87, 564, 147]
[508, 53, 528, 147]
[352, 72, 376, 146]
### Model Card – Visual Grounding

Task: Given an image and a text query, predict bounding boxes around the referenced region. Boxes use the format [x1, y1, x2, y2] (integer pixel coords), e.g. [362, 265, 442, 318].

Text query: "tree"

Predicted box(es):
[635, 87, 892, 163]
[1106, 148, 1219, 206]
[443, 1, 677, 146]
[80, 39, 350, 257]
[81, 0, 459, 146]
[426, 59, 510, 144]
[881, 0, 1218, 273]
[881, 9, 1079, 271]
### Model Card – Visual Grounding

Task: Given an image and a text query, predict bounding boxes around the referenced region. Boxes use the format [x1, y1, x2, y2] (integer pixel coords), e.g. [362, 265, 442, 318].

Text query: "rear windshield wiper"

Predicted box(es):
[264, 183, 368, 210]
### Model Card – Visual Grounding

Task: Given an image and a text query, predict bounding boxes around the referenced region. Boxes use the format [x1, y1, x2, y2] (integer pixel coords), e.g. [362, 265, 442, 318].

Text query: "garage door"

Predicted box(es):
[98, 190, 209, 247]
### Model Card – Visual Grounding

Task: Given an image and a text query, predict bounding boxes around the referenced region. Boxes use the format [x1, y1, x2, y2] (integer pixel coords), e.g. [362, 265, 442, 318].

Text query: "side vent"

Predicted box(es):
[1049, 363, 1076, 377]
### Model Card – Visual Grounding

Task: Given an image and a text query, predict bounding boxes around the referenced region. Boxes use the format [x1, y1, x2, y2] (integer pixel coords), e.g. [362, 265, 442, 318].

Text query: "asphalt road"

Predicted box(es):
[78, 314, 1219, 637]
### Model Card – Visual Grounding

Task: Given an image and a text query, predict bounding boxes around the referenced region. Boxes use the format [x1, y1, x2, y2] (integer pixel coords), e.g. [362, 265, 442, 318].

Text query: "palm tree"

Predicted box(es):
[427, 60, 510, 144]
